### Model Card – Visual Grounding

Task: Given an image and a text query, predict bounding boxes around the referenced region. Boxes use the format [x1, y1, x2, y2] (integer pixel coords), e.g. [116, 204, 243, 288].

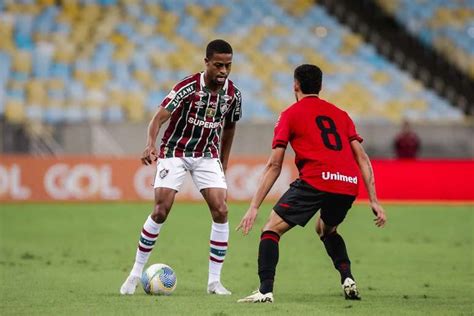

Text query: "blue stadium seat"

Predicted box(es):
[103, 105, 124, 123]
[0, 0, 466, 124]
[376, 0, 473, 78]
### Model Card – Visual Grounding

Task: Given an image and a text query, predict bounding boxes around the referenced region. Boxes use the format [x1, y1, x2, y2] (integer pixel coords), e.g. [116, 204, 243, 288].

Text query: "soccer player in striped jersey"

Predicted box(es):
[120, 39, 241, 295]
[236, 64, 386, 303]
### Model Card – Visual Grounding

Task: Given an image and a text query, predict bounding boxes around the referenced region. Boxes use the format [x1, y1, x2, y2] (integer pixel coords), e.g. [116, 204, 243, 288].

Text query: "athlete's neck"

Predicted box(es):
[296, 93, 319, 101]
[204, 72, 223, 94]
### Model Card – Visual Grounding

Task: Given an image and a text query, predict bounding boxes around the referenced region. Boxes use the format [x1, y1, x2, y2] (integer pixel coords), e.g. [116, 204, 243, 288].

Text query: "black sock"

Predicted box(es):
[321, 232, 354, 283]
[258, 231, 280, 294]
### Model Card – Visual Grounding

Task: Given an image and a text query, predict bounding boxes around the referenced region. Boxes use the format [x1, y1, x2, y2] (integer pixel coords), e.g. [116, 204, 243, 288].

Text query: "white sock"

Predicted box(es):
[130, 215, 162, 277]
[208, 221, 229, 284]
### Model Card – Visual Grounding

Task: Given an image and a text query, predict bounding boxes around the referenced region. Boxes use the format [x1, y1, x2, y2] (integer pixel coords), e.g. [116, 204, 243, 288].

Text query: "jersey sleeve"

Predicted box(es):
[272, 111, 291, 149]
[346, 113, 363, 143]
[228, 88, 242, 122]
[160, 81, 194, 114]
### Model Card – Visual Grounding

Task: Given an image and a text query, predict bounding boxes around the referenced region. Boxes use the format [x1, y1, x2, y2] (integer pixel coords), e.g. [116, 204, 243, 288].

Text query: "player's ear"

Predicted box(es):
[204, 57, 209, 65]
[293, 79, 300, 92]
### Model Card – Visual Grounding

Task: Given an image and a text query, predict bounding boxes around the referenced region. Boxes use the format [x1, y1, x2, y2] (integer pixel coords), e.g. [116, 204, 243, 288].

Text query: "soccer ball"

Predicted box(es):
[141, 263, 177, 295]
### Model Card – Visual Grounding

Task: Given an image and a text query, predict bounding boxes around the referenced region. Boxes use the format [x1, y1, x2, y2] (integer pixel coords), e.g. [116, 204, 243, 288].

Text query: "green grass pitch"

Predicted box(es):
[1, 202, 472, 315]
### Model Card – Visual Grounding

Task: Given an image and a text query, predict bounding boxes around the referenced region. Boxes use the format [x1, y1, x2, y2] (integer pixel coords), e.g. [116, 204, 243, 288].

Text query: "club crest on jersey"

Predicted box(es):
[159, 168, 169, 179]
[220, 102, 229, 113]
[223, 95, 232, 102]
[206, 107, 216, 118]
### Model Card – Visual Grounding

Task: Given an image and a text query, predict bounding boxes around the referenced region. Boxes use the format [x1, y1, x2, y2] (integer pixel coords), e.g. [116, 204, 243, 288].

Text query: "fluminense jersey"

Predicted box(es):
[272, 96, 363, 196]
[159, 72, 242, 158]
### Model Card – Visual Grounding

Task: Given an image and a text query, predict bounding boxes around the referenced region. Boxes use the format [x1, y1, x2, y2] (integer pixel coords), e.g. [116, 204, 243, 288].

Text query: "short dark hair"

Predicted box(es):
[294, 64, 323, 94]
[206, 39, 233, 59]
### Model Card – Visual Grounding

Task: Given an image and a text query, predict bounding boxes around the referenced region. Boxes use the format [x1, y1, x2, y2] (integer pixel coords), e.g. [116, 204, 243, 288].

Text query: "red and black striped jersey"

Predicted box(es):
[159, 72, 242, 158]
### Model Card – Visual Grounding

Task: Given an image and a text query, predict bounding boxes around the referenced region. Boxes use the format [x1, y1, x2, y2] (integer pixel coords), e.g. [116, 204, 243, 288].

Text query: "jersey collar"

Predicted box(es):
[301, 94, 319, 99]
[200, 71, 228, 93]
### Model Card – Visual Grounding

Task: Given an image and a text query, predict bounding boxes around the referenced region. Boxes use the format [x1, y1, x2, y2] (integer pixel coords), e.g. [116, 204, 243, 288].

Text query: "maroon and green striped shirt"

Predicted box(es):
[159, 72, 242, 158]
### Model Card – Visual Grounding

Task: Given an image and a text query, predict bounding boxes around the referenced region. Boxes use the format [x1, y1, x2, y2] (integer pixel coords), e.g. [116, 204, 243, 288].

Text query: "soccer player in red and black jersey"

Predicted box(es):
[120, 39, 241, 295]
[237, 64, 386, 303]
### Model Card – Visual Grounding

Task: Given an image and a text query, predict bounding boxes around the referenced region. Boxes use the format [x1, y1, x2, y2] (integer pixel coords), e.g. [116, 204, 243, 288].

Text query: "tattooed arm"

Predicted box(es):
[351, 140, 387, 227]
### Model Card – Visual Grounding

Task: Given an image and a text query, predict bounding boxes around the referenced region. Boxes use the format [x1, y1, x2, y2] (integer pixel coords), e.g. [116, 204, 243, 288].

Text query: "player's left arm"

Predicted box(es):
[350, 140, 387, 227]
[236, 146, 286, 235]
[219, 116, 236, 173]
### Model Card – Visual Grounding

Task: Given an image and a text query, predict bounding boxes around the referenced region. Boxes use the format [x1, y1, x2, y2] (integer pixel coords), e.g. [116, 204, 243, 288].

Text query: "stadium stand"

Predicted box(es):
[375, 0, 474, 79]
[0, 0, 465, 126]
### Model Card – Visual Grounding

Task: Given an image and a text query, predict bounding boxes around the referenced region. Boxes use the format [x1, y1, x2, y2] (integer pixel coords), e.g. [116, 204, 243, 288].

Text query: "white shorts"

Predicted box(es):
[153, 157, 227, 191]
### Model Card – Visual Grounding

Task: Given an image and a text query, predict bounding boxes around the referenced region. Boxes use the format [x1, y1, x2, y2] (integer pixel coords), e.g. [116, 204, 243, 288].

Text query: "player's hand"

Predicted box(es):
[141, 145, 158, 165]
[371, 202, 386, 227]
[236, 207, 258, 235]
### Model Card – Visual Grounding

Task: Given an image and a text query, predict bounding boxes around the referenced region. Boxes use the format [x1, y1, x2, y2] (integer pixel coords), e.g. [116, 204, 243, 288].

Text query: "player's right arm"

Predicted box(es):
[141, 107, 171, 165]
[237, 111, 291, 235]
[142, 77, 194, 165]
[350, 140, 387, 227]
[236, 147, 286, 235]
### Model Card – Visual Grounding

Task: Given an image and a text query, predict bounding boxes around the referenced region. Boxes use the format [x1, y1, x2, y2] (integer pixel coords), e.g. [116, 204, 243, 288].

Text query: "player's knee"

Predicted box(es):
[210, 202, 228, 222]
[316, 218, 325, 237]
[319, 228, 337, 241]
[316, 217, 338, 239]
[315, 224, 323, 237]
[151, 203, 170, 223]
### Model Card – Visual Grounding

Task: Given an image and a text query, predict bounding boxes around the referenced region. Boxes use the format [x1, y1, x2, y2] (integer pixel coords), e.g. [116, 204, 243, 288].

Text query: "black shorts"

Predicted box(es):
[273, 179, 356, 227]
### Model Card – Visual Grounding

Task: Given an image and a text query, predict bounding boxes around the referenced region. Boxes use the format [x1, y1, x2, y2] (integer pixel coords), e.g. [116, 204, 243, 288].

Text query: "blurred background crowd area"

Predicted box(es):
[0, 0, 473, 157]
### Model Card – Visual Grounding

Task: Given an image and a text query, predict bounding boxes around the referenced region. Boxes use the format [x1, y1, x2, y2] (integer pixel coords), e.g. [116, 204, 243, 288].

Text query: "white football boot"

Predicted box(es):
[342, 277, 361, 300]
[237, 290, 274, 303]
[207, 281, 232, 295]
[120, 275, 140, 295]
